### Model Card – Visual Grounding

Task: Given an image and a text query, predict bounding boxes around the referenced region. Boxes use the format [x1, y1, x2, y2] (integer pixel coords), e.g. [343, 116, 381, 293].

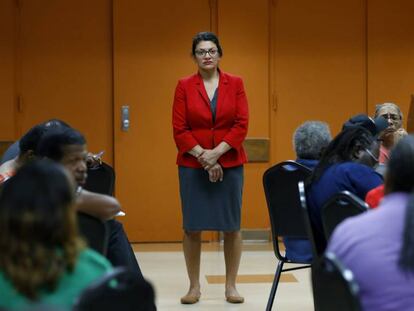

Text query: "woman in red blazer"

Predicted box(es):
[172, 32, 248, 304]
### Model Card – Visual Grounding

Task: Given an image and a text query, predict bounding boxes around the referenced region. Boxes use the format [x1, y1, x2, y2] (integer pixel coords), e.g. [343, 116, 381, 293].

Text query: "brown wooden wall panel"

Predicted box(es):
[113, 0, 211, 241]
[218, 0, 269, 137]
[4, 0, 414, 240]
[0, 0, 16, 140]
[218, 0, 270, 229]
[17, 0, 113, 164]
[272, 0, 366, 163]
[367, 0, 414, 126]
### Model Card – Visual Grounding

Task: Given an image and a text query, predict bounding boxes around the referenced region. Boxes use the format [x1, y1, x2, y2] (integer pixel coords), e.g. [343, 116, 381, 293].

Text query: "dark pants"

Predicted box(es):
[106, 219, 144, 281]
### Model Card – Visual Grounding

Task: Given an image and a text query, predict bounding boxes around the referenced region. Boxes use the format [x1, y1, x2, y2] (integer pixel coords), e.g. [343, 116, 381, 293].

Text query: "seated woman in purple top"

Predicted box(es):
[327, 135, 414, 311]
[283, 121, 331, 263]
[307, 127, 383, 253]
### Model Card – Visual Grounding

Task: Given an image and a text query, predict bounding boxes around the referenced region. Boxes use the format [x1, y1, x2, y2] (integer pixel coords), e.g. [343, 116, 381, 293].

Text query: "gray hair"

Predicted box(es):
[374, 102, 403, 119]
[293, 121, 332, 160]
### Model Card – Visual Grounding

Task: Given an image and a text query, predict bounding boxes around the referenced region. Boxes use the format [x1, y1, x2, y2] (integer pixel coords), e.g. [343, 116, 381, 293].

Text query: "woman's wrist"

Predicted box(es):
[189, 146, 204, 158]
[214, 142, 230, 157]
[213, 149, 223, 159]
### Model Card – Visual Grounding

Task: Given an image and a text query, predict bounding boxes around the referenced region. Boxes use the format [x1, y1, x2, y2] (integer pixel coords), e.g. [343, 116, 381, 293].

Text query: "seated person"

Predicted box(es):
[0, 124, 46, 183]
[0, 119, 102, 170]
[0, 160, 112, 309]
[366, 104, 412, 206]
[374, 102, 407, 164]
[0, 123, 116, 222]
[306, 127, 383, 253]
[327, 135, 414, 311]
[342, 113, 388, 137]
[283, 121, 331, 262]
[365, 184, 385, 208]
[36, 128, 144, 280]
[294, 121, 331, 169]
[342, 113, 389, 175]
[0, 119, 70, 165]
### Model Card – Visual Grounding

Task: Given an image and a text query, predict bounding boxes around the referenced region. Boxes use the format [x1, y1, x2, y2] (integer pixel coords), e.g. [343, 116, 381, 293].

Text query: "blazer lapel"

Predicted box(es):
[216, 70, 229, 121]
[194, 74, 210, 108]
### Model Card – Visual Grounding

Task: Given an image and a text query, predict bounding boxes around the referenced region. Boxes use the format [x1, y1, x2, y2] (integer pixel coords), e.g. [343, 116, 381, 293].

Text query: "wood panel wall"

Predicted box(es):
[218, 0, 270, 228]
[367, 0, 414, 125]
[1, 0, 414, 240]
[0, 0, 16, 141]
[272, 0, 367, 162]
[14, 0, 114, 164]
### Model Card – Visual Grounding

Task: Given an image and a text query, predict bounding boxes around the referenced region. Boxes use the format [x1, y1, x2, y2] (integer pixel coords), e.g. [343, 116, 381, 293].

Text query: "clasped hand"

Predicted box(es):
[197, 149, 219, 170]
[197, 150, 223, 182]
[206, 163, 223, 182]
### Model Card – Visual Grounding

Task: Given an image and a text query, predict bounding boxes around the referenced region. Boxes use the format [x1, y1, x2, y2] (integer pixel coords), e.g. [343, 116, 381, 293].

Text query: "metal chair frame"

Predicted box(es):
[263, 161, 313, 311]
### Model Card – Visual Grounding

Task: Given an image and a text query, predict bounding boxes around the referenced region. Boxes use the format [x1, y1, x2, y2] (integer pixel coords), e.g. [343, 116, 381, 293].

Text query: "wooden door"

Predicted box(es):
[367, 0, 414, 122]
[272, 0, 367, 162]
[218, 0, 270, 229]
[17, 0, 113, 163]
[0, 0, 16, 141]
[113, 0, 211, 241]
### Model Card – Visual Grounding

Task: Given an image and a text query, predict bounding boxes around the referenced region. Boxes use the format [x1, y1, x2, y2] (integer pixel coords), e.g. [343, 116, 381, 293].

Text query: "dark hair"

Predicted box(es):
[18, 120, 71, 155]
[43, 119, 71, 130]
[19, 125, 47, 154]
[191, 32, 223, 57]
[383, 135, 414, 273]
[0, 160, 83, 300]
[342, 113, 388, 136]
[400, 193, 414, 273]
[37, 128, 86, 161]
[309, 127, 374, 183]
[385, 135, 414, 194]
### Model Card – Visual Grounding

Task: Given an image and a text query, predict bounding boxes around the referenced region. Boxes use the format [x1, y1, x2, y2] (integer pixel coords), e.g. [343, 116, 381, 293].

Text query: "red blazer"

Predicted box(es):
[172, 70, 249, 168]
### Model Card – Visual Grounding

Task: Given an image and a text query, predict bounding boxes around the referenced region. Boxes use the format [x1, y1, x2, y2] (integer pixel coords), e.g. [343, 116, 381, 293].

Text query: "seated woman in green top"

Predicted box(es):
[0, 160, 112, 310]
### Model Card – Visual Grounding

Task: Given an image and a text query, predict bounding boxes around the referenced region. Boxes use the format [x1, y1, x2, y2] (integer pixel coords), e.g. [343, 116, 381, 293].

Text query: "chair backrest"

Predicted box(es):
[321, 191, 368, 240]
[74, 267, 156, 311]
[77, 212, 109, 255]
[84, 162, 115, 196]
[312, 252, 362, 311]
[263, 161, 312, 259]
[298, 180, 320, 258]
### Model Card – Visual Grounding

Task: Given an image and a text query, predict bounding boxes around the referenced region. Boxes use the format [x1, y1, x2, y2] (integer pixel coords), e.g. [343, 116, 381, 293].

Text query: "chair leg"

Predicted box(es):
[266, 260, 284, 311]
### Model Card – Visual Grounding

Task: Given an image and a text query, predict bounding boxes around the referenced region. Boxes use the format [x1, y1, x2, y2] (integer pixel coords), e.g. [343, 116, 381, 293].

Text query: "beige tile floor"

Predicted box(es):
[133, 242, 314, 311]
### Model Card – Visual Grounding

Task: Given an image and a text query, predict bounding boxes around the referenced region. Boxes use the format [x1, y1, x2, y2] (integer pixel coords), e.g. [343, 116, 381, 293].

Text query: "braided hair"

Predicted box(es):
[308, 127, 375, 184]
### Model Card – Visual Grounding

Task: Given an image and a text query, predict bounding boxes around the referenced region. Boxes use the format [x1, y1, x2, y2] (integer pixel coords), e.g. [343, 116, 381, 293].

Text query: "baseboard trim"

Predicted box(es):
[219, 229, 271, 242]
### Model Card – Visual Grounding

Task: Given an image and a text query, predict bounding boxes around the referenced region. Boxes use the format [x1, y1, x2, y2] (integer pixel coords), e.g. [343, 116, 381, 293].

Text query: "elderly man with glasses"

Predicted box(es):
[374, 102, 407, 164]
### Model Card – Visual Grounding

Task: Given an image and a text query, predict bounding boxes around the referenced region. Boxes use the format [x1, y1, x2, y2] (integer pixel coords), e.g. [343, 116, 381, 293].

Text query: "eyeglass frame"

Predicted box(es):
[194, 48, 219, 58]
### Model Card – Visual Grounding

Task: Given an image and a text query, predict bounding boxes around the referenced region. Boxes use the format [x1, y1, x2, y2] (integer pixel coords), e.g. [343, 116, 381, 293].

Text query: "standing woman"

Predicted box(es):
[172, 32, 248, 304]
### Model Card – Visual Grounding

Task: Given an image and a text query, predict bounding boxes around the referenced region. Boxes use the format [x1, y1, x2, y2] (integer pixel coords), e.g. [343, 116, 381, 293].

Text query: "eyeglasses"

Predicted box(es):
[194, 49, 219, 58]
[379, 113, 401, 121]
[364, 148, 379, 163]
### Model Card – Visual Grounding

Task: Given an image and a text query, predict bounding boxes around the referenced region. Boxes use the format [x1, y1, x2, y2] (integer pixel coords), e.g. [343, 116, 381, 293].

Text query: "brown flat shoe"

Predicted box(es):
[180, 293, 201, 304]
[226, 295, 245, 304]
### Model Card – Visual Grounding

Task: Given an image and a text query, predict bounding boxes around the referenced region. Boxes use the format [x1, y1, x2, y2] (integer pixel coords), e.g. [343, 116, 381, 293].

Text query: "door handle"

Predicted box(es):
[121, 105, 130, 131]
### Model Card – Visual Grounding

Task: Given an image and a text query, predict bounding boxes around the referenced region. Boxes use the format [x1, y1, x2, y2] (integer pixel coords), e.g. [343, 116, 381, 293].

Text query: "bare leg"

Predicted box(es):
[181, 230, 202, 304]
[223, 230, 244, 303]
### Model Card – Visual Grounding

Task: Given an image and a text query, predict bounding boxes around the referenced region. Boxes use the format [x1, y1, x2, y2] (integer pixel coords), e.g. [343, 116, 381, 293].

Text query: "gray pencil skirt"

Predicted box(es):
[178, 165, 243, 231]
